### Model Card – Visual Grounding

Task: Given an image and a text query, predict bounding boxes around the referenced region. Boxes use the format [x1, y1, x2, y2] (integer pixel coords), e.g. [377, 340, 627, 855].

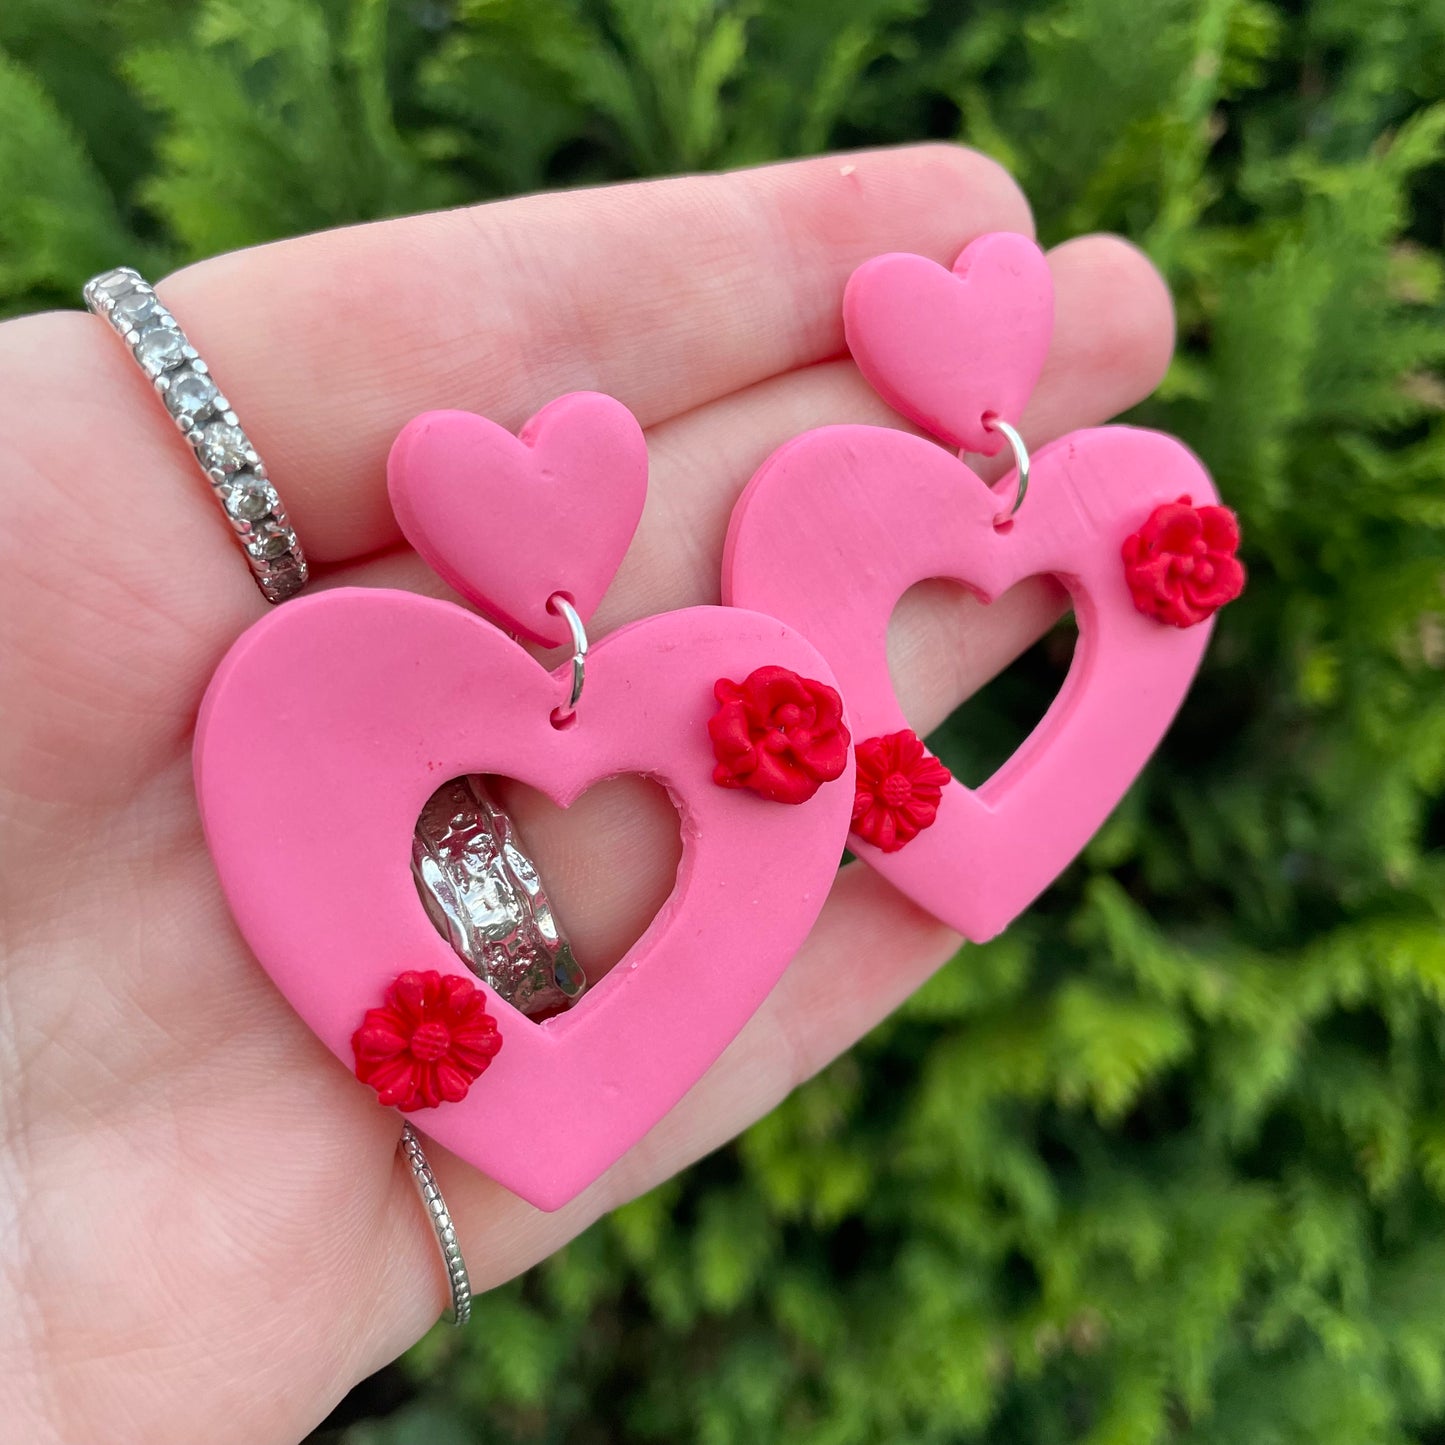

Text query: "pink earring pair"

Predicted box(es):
[194, 232, 1243, 1211]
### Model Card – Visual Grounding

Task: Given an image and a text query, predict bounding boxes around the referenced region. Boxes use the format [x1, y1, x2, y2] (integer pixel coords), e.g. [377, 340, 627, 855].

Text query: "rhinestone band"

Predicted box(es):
[83, 266, 308, 603]
[399, 1123, 472, 1326]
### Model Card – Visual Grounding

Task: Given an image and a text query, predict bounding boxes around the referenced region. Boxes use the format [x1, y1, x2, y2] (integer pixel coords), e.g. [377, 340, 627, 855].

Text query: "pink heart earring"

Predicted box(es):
[195, 392, 856, 1211]
[724, 232, 1245, 942]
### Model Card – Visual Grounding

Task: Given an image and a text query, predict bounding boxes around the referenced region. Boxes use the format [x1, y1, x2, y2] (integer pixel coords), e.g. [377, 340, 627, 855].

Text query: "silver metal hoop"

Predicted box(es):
[83, 266, 308, 603]
[398, 1123, 472, 1326]
[983, 415, 1030, 519]
[548, 594, 589, 722]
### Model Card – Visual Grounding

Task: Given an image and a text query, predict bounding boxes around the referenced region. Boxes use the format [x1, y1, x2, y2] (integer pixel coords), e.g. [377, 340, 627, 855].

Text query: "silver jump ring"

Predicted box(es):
[548, 594, 588, 722]
[398, 1123, 472, 1326]
[83, 266, 308, 603]
[983, 415, 1030, 519]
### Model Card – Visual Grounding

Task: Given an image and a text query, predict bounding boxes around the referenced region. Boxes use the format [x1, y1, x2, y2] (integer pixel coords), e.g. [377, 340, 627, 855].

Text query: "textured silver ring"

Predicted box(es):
[398, 1123, 472, 1326]
[83, 266, 308, 603]
[412, 774, 586, 1017]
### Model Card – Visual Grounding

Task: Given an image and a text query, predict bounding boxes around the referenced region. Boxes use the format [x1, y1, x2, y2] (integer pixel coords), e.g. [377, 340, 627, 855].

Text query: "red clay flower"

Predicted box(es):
[1122, 496, 1246, 628]
[709, 665, 850, 804]
[352, 970, 501, 1112]
[852, 729, 952, 853]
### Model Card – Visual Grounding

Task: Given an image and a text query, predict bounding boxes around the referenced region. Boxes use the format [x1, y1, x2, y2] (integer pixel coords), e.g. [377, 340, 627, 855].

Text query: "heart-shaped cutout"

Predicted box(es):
[195, 592, 854, 1210]
[443, 771, 685, 991]
[843, 232, 1053, 454]
[723, 423, 1216, 941]
[888, 578, 1077, 788]
[388, 392, 647, 646]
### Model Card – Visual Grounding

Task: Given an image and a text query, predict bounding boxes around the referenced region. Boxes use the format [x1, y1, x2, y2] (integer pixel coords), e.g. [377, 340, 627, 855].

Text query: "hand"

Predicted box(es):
[0, 146, 1173, 1445]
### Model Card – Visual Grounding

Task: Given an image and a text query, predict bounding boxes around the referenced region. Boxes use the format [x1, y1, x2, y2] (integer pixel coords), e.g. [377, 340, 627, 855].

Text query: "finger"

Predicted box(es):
[155, 145, 1033, 564]
[0, 308, 246, 821]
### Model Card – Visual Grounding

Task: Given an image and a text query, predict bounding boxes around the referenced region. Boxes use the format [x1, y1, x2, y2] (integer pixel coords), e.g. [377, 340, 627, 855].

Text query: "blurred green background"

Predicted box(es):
[6, 0, 1445, 1440]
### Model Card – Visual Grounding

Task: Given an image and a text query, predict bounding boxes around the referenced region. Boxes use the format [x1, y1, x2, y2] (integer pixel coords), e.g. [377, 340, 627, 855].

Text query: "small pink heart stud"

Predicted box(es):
[388, 392, 647, 646]
[844, 232, 1053, 454]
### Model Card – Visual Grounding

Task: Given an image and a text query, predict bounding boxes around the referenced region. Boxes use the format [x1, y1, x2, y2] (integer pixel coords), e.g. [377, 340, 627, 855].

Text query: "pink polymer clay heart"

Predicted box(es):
[844, 231, 1053, 455]
[196, 593, 854, 1210]
[388, 392, 646, 646]
[723, 423, 1218, 943]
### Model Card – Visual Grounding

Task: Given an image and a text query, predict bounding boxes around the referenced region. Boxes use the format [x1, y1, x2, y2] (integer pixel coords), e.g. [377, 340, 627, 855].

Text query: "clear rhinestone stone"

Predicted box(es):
[92, 269, 138, 297]
[199, 422, 251, 473]
[248, 520, 293, 558]
[263, 560, 306, 593]
[112, 289, 158, 326]
[134, 325, 185, 373]
[225, 475, 278, 522]
[166, 370, 217, 420]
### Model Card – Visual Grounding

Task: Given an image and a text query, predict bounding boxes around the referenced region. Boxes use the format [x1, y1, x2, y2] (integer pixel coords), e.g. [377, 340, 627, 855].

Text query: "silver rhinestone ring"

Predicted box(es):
[398, 1124, 472, 1326]
[83, 266, 308, 603]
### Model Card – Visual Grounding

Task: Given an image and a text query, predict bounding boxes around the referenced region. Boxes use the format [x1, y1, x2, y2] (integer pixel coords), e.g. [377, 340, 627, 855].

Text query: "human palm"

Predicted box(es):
[0, 147, 1173, 1444]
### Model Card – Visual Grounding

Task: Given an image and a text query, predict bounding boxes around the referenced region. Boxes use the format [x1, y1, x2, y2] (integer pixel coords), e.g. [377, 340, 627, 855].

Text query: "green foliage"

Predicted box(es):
[122, 0, 460, 254]
[0, 42, 137, 295]
[5, 1, 1445, 1441]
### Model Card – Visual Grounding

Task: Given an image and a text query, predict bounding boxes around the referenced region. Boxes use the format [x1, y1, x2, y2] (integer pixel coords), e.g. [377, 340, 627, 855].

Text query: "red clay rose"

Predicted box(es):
[852, 729, 952, 853]
[709, 665, 850, 804]
[352, 969, 501, 1112]
[1122, 495, 1246, 628]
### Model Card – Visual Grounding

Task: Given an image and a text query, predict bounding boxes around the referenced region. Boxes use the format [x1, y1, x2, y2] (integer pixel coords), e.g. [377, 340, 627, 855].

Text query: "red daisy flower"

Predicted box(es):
[851, 729, 952, 853]
[1122, 495, 1246, 628]
[352, 970, 502, 1112]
